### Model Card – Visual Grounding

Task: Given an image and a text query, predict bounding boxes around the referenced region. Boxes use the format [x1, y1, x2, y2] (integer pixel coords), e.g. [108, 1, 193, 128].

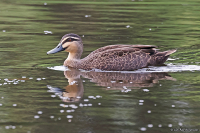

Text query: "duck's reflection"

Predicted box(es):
[47, 68, 176, 102]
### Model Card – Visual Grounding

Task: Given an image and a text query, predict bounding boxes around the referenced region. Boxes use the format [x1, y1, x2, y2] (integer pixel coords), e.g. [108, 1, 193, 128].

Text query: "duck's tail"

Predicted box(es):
[148, 49, 177, 66]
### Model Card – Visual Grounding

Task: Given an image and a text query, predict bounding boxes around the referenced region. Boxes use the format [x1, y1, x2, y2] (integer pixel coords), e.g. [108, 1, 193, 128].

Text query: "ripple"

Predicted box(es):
[48, 64, 200, 73]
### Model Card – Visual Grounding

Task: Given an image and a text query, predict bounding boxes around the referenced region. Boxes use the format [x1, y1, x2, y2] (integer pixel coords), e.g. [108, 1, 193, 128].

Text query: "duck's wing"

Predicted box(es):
[82, 46, 155, 71]
[81, 45, 176, 71]
[88, 44, 157, 57]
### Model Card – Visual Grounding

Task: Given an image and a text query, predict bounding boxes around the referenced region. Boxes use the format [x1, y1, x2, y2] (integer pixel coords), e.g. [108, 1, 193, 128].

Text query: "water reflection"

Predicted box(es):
[47, 68, 176, 102]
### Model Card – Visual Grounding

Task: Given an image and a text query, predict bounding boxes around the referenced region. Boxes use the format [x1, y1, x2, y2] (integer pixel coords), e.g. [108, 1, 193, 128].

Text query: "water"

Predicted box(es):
[0, 0, 200, 132]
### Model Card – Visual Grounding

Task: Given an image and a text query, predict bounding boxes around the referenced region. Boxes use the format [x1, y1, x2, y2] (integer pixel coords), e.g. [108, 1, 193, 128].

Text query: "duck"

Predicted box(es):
[47, 33, 176, 71]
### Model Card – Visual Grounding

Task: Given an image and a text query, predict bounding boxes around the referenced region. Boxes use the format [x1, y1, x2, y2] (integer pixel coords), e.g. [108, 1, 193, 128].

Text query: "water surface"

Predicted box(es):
[0, 0, 200, 133]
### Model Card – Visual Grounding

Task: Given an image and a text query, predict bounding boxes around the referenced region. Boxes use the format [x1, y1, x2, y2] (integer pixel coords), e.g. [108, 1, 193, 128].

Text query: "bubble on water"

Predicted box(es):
[111, 81, 116, 83]
[58, 117, 61, 120]
[22, 76, 26, 78]
[93, 97, 96, 99]
[147, 110, 151, 113]
[44, 2, 47, 5]
[126, 25, 130, 28]
[168, 124, 172, 127]
[0, 103, 3, 106]
[107, 87, 111, 89]
[130, 82, 133, 83]
[84, 104, 88, 106]
[68, 119, 72, 122]
[154, 104, 157, 106]
[29, 77, 33, 79]
[139, 100, 144, 102]
[1, 97, 3, 99]
[82, 80, 85, 82]
[158, 124, 162, 127]
[42, 78, 46, 80]
[76, 96, 81, 99]
[0, 84, 2, 86]
[143, 89, 149, 92]
[2, 30, 6, 32]
[21, 80, 25, 82]
[71, 109, 75, 112]
[148, 124, 153, 128]
[13, 104, 17, 107]
[34, 115, 40, 119]
[140, 127, 146, 131]
[66, 115, 73, 118]
[98, 103, 101, 105]
[50, 116, 54, 119]
[149, 28, 151, 31]
[160, 84, 162, 86]
[3, 83, 7, 85]
[84, 99, 89, 102]
[172, 105, 175, 107]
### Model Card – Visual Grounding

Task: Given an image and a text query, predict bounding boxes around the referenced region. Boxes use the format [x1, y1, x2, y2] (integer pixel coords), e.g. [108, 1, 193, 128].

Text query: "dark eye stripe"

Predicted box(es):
[62, 38, 78, 44]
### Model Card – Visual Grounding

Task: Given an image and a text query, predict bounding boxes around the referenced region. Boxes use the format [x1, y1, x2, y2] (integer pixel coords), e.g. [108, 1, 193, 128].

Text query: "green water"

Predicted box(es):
[0, 0, 200, 133]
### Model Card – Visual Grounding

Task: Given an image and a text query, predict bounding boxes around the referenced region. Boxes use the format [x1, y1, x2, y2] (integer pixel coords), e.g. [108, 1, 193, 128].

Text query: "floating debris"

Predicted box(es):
[88, 96, 94, 99]
[139, 100, 144, 102]
[178, 122, 183, 126]
[38, 111, 43, 114]
[147, 124, 153, 128]
[168, 124, 172, 127]
[85, 15, 91, 18]
[13, 104, 17, 107]
[143, 89, 149, 92]
[88, 103, 92, 106]
[60, 110, 64, 113]
[147, 110, 151, 113]
[50, 116, 54, 119]
[139, 103, 143, 105]
[34, 115, 40, 119]
[140, 127, 146, 131]
[66, 115, 73, 118]
[44, 31, 52, 34]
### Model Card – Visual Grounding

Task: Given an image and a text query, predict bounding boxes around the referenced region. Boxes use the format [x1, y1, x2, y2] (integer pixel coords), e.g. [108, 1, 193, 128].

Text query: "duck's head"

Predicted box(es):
[47, 33, 83, 58]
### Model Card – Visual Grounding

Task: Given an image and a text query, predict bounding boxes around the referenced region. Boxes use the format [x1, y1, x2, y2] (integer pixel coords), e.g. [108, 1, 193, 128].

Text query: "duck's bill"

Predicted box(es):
[47, 43, 65, 54]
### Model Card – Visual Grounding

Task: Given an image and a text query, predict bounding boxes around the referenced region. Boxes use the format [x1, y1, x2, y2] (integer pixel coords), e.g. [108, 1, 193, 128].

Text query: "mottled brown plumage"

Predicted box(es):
[47, 33, 176, 71]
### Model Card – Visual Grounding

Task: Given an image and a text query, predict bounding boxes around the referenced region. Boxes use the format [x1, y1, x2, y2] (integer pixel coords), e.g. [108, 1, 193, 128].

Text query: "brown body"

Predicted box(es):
[47, 33, 176, 71]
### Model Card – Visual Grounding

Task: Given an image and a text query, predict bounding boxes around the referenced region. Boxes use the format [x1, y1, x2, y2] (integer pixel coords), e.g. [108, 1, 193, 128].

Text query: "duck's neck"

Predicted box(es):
[64, 43, 83, 68]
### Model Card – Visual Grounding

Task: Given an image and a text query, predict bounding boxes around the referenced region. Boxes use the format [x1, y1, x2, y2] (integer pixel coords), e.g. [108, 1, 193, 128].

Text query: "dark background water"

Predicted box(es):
[0, 0, 200, 133]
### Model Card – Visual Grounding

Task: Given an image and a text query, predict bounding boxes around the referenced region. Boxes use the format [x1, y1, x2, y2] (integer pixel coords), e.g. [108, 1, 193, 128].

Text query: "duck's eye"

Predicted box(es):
[68, 38, 72, 41]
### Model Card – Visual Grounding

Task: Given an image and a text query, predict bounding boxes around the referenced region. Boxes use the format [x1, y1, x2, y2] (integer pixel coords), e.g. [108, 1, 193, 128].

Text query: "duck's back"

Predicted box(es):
[79, 45, 176, 71]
